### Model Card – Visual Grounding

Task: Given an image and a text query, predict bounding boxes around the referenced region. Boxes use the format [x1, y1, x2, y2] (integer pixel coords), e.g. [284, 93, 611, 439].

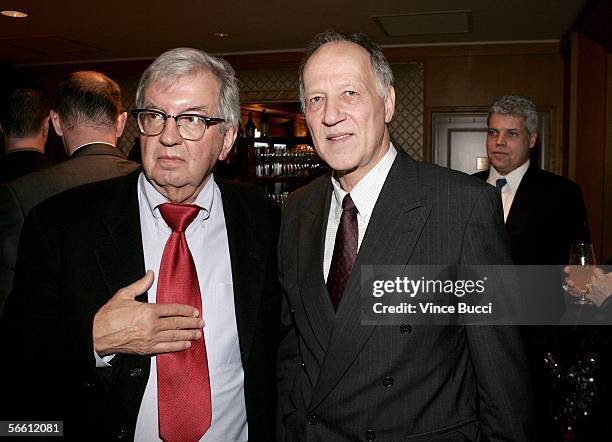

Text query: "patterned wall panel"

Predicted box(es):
[238, 67, 300, 103]
[388, 63, 424, 161]
[119, 80, 140, 156]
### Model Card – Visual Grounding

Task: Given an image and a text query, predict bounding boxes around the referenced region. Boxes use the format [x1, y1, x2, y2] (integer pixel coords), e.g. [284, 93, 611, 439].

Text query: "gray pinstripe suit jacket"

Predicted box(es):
[277, 149, 534, 441]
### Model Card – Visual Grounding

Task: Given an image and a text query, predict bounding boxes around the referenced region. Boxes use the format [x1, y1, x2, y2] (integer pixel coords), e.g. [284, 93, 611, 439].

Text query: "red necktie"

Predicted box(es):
[327, 194, 359, 310]
[156, 203, 211, 442]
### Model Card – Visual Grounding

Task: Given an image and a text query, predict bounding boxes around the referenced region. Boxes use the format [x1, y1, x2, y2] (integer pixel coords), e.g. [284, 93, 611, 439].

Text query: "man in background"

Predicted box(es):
[475, 95, 596, 439]
[0, 86, 55, 182]
[474, 95, 589, 265]
[0, 71, 138, 315]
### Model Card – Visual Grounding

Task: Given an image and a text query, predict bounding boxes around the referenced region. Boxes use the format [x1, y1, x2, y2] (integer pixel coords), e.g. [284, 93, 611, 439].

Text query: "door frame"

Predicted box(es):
[425, 106, 560, 174]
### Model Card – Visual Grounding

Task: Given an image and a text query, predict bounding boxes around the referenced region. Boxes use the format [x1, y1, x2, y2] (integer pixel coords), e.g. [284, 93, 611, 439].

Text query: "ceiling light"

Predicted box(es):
[1, 10, 28, 18]
[213, 32, 229, 38]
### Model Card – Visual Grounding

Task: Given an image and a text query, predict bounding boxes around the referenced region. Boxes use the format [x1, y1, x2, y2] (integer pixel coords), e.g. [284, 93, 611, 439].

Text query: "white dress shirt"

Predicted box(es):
[323, 143, 397, 281]
[133, 172, 247, 441]
[486, 160, 530, 222]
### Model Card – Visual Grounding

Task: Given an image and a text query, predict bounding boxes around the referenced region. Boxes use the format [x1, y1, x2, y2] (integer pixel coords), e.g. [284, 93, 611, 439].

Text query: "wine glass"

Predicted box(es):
[566, 242, 596, 305]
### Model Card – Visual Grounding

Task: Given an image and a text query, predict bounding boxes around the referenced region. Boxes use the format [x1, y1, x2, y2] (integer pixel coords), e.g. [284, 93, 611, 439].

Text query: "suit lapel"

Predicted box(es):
[310, 152, 431, 408]
[506, 167, 537, 247]
[217, 178, 266, 366]
[297, 179, 336, 350]
[94, 169, 147, 302]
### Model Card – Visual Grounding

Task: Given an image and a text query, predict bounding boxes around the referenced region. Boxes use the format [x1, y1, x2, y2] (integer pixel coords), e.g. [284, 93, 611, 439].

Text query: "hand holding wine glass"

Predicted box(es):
[565, 242, 596, 305]
[565, 266, 612, 308]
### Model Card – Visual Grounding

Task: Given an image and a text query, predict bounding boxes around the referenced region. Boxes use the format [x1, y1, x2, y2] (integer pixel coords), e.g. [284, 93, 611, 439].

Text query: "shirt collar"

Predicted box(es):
[331, 143, 397, 221]
[139, 173, 214, 224]
[71, 141, 116, 156]
[487, 159, 530, 192]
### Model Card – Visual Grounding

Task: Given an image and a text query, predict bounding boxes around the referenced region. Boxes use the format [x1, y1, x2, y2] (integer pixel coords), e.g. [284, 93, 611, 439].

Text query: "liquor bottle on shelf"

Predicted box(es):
[260, 109, 269, 137]
[245, 112, 256, 138]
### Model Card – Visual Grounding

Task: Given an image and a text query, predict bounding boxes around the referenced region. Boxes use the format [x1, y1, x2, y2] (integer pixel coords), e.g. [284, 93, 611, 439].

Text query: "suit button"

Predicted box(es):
[129, 368, 142, 377]
[382, 376, 394, 387]
[300, 361, 306, 370]
[365, 429, 376, 440]
[307, 414, 318, 425]
[400, 324, 412, 334]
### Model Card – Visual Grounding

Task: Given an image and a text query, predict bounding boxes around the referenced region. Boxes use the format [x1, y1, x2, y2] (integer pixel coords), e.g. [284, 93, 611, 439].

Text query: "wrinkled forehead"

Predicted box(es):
[302, 41, 377, 91]
[304, 41, 374, 82]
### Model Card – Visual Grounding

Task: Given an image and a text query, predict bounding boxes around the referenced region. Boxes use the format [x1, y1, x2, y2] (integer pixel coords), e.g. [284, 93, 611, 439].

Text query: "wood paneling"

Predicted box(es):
[424, 53, 563, 108]
[603, 54, 612, 262]
[569, 32, 608, 260]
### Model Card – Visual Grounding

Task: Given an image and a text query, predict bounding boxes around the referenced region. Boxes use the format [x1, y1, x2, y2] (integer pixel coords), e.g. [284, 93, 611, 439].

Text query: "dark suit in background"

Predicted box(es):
[0, 86, 54, 183]
[474, 167, 589, 265]
[0, 142, 137, 315]
[475, 93, 601, 439]
[1, 70, 135, 316]
[278, 150, 534, 441]
[475, 167, 609, 440]
[0, 149, 55, 183]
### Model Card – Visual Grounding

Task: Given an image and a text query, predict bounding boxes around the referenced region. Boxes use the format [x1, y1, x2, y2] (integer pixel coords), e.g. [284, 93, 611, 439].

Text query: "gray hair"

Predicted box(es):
[488, 95, 538, 135]
[135, 47, 240, 133]
[298, 30, 394, 113]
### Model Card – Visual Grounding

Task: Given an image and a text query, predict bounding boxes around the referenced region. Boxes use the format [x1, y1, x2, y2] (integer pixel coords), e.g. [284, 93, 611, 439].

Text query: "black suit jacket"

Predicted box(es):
[0, 169, 281, 441]
[0, 143, 138, 316]
[474, 167, 589, 265]
[0, 149, 55, 183]
[278, 150, 534, 441]
[475, 167, 600, 439]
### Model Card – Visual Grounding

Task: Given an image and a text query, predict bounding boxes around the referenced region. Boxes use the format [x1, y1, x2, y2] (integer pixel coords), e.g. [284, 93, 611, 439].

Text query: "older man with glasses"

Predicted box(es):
[1, 48, 281, 441]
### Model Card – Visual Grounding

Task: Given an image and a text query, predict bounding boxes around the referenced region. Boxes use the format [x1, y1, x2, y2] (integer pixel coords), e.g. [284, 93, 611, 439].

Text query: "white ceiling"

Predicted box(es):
[0, 0, 592, 65]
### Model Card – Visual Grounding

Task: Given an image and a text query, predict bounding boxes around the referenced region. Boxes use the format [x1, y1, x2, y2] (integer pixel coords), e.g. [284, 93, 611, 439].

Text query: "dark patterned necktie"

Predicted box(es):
[327, 194, 359, 310]
[157, 203, 211, 442]
[496, 178, 507, 192]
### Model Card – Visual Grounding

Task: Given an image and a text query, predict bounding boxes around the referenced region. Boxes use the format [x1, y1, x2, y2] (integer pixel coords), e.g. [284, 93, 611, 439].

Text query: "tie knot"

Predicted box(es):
[495, 178, 507, 192]
[342, 194, 357, 213]
[159, 203, 201, 232]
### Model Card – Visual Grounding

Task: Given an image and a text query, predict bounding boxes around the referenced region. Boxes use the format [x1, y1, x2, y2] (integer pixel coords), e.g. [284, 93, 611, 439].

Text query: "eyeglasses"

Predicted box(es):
[131, 109, 225, 141]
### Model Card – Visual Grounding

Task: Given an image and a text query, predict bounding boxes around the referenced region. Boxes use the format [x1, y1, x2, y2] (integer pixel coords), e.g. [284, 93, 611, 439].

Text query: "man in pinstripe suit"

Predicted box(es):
[277, 31, 534, 441]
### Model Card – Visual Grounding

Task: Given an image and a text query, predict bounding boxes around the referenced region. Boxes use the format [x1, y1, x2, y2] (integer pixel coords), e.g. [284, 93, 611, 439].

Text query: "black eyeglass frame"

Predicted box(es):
[131, 108, 225, 141]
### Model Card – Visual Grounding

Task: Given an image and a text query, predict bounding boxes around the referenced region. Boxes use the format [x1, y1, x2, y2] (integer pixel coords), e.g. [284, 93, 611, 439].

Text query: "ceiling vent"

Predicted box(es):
[374, 10, 471, 37]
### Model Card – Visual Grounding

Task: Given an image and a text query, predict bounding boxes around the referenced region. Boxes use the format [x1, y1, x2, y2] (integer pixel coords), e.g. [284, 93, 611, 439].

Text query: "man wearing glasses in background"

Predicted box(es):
[1, 48, 280, 441]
